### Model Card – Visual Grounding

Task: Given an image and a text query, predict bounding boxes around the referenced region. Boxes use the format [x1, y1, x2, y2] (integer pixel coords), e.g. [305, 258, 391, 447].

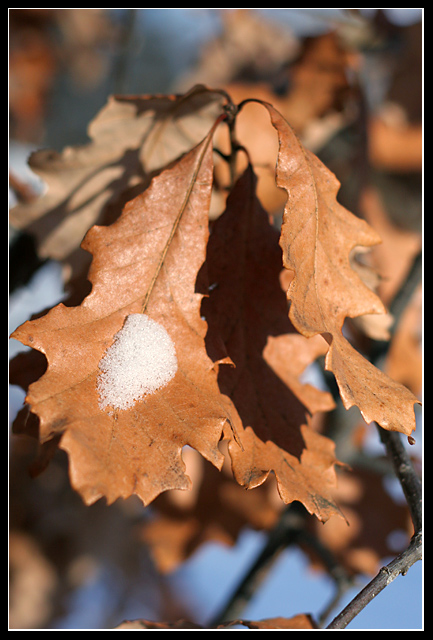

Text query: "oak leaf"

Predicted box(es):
[114, 619, 202, 630]
[114, 614, 318, 630]
[235, 614, 318, 629]
[263, 103, 419, 435]
[11, 128, 231, 506]
[203, 165, 341, 522]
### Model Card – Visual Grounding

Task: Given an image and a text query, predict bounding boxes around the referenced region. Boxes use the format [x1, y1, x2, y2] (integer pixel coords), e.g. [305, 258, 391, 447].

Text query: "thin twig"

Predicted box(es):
[378, 427, 422, 534]
[326, 531, 422, 629]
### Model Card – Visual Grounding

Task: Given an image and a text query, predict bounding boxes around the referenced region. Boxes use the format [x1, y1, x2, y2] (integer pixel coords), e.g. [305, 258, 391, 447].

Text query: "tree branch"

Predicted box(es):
[326, 530, 422, 629]
[378, 426, 422, 534]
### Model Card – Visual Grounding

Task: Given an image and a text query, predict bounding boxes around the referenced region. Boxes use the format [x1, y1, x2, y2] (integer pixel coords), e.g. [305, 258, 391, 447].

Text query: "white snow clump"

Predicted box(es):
[97, 314, 178, 411]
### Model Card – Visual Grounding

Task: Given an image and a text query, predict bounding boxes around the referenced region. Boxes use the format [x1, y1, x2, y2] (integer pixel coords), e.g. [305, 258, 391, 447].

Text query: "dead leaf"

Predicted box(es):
[9, 531, 57, 629]
[11, 128, 231, 507]
[114, 613, 318, 630]
[348, 247, 394, 341]
[177, 9, 299, 93]
[369, 108, 422, 172]
[114, 619, 202, 629]
[204, 165, 341, 522]
[262, 103, 419, 435]
[386, 285, 422, 395]
[210, 30, 353, 218]
[359, 186, 421, 305]
[9, 85, 226, 276]
[234, 614, 319, 629]
[9, 10, 57, 142]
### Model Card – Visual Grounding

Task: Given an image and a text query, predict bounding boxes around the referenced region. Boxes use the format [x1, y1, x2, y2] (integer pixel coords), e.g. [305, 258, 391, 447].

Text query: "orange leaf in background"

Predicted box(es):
[204, 165, 341, 522]
[114, 619, 203, 630]
[11, 129, 231, 507]
[308, 465, 413, 578]
[114, 613, 318, 630]
[139, 448, 284, 574]
[237, 614, 319, 630]
[262, 103, 419, 436]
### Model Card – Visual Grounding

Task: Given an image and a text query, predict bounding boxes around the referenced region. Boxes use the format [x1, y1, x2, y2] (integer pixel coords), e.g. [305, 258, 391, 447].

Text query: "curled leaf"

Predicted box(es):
[261, 103, 419, 435]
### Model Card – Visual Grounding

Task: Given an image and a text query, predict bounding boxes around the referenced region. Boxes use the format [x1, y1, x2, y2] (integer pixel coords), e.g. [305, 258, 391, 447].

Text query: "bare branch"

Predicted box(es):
[326, 531, 422, 629]
[378, 427, 422, 534]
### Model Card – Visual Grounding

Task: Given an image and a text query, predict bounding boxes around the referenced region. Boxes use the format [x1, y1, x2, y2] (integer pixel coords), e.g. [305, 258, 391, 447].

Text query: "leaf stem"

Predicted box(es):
[141, 115, 225, 313]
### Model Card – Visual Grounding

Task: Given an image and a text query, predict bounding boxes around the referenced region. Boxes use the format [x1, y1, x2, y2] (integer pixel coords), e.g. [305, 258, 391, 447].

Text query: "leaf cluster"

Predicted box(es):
[10, 85, 419, 523]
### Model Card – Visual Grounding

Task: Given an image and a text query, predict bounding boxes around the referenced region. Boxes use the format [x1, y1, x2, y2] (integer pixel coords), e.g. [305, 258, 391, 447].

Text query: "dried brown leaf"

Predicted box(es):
[114, 619, 202, 629]
[263, 103, 419, 435]
[11, 128, 230, 507]
[234, 614, 319, 629]
[114, 613, 318, 630]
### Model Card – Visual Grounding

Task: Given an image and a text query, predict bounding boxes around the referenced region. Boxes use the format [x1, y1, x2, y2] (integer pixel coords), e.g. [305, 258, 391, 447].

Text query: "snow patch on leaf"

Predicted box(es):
[97, 314, 178, 411]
